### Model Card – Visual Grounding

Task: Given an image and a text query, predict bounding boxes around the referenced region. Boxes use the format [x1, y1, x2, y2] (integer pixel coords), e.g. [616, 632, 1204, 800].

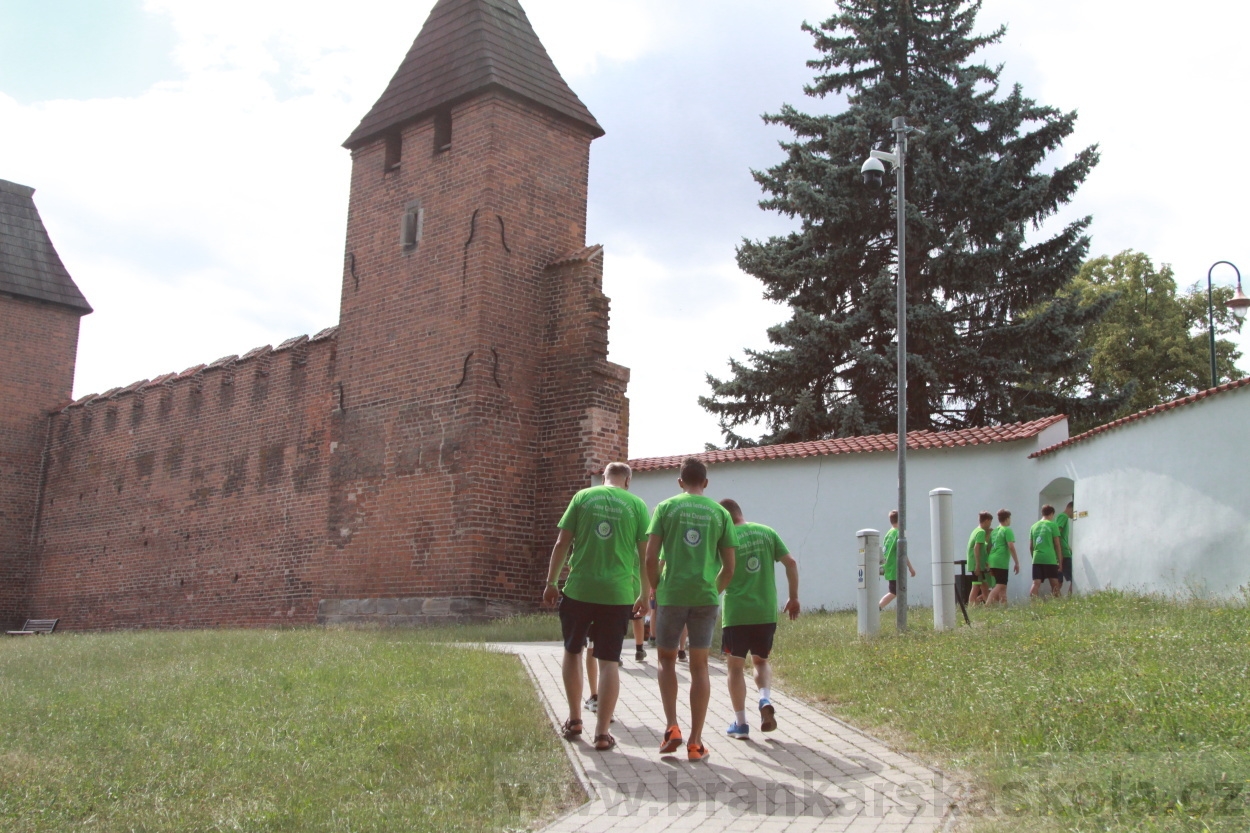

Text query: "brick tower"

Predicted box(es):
[0, 180, 91, 627]
[319, 0, 630, 622]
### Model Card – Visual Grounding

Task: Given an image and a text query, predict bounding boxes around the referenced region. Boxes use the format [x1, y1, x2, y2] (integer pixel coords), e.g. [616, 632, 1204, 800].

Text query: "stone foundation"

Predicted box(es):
[316, 597, 523, 626]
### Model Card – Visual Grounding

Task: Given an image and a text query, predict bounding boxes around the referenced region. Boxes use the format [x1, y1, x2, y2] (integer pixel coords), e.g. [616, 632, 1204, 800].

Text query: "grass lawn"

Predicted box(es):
[772, 591, 1250, 832]
[0, 624, 575, 833]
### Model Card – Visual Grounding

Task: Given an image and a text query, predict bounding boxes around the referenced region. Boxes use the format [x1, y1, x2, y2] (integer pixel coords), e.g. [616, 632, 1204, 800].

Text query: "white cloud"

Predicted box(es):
[2, 0, 1246, 454]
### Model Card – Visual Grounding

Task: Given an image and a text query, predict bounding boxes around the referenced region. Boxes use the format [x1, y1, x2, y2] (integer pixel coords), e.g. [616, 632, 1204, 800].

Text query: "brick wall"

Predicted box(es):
[0, 295, 81, 628]
[17, 91, 629, 630]
[29, 333, 336, 628]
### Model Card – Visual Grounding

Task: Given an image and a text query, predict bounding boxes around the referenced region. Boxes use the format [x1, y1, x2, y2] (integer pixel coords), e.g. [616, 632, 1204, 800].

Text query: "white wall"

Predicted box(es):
[631, 439, 1048, 611]
[1031, 386, 1250, 598]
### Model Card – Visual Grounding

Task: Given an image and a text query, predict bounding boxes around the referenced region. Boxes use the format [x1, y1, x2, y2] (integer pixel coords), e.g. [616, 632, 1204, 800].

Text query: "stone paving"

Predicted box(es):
[490, 643, 961, 832]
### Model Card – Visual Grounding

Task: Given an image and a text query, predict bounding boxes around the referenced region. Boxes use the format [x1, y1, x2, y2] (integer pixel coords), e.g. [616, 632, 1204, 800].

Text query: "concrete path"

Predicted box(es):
[490, 643, 960, 832]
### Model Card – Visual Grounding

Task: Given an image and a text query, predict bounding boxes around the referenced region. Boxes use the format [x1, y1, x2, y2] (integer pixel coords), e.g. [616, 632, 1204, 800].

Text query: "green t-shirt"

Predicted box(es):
[881, 527, 900, 581]
[722, 522, 788, 628]
[647, 493, 738, 606]
[966, 526, 990, 573]
[1029, 518, 1061, 566]
[988, 526, 1015, 570]
[558, 485, 650, 606]
[1055, 512, 1072, 559]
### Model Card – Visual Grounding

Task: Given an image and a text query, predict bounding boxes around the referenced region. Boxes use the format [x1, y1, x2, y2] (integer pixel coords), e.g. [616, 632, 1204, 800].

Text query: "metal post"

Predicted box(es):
[929, 488, 955, 631]
[1208, 261, 1242, 388]
[857, 528, 881, 637]
[893, 116, 909, 633]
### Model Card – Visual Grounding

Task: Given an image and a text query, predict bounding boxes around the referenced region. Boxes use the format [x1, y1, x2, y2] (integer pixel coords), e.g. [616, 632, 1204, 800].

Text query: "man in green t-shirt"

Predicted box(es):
[543, 462, 650, 751]
[1055, 501, 1075, 597]
[718, 499, 799, 740]
[967, 512, 994, 605]
[986, 508, 1020, 605]
[1028, 504, 1064, 599]
[645, 457, 736, 762]
[878, 509, 915, 610]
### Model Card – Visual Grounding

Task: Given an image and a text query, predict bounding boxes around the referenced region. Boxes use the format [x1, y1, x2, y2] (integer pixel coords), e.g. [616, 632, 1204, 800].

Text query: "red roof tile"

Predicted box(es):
[1030, 377, 1250, 458]
[629, 415, 1067, 472]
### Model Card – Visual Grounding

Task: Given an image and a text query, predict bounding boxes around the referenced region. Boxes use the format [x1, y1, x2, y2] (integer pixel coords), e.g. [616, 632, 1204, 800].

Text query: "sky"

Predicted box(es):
[2, 0, 1247, 460]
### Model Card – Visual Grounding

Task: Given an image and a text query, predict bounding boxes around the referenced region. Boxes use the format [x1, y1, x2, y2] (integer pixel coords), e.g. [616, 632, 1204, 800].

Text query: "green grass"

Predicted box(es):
[0, 629, 578, 832]
[772, 591, 1250, 832]
[407, 613, 562, 643]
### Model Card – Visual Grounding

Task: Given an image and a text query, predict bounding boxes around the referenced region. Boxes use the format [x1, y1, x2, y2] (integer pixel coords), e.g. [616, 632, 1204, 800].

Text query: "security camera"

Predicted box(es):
[861, 156, 885, 187]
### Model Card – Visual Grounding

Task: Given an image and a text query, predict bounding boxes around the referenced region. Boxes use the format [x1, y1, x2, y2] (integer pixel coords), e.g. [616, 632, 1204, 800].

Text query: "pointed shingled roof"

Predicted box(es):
[0, 179, 92, 314]
[344, 0, 603, 149]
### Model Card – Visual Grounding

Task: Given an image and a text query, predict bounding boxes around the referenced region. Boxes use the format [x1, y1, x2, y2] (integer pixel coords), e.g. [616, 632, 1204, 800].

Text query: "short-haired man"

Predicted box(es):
[544, 462, 650, 751]
[985, 509, 1019, 605]
[966, 512, 994, 606]
[1028, 504, 1064, 599]
[646, 457, 736, 762]
[718, 499, 799, 740]
[878, 510, 915, 610]
[1055, 501, 1075, 597]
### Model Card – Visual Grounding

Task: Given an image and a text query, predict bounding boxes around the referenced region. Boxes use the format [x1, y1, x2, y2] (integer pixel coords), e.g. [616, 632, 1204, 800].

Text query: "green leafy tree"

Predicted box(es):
[701, 0, 1115, 446]
[1058, 251, 1244, 432]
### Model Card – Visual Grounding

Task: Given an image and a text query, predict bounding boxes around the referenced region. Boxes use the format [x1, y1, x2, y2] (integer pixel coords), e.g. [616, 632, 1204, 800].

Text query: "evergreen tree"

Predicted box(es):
[701, 0, 1112, 446]
[1058, 251, 1244, 432]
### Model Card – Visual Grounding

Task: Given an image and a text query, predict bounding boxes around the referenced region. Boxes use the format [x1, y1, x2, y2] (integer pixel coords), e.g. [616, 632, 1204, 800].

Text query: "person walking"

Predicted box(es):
[985, 509, 1019, 605]
[1056, 501, 1075, 597]
[718, 499, 799, 740]
[543, 462, 650, 751]
[1028, 505, 1064, 600]
[645, 457, 736, 762]
[878, 510, 915, 610]
[966, 512, 993, 606]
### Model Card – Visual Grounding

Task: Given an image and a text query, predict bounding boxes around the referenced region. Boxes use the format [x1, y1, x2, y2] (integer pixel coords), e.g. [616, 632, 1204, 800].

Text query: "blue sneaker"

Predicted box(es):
[759, 698, 777, 732]
[726, 721, 750, 740]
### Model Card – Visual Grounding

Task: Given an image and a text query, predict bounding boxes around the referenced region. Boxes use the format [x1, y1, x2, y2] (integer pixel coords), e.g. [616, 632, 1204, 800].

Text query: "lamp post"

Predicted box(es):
[1206, 261, 1250, 388]
[862, 116, 922, 632]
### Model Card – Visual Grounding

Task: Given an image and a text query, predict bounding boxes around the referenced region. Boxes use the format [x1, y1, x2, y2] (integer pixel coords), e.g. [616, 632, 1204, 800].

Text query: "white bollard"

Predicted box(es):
[929, 488, 956, 631]
[857, 528, 881, 637]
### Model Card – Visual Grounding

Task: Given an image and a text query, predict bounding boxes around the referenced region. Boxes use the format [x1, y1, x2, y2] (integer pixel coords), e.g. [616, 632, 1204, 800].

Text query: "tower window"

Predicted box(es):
[401, 201, 424, 251]
[434, 109, 452, 153]
[384, 130, 402, 171]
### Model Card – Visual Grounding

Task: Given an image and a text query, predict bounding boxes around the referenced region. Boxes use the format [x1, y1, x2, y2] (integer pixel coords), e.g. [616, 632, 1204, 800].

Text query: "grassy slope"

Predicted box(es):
[772, 592, 1250, 832]
[0, 628, 575, 833]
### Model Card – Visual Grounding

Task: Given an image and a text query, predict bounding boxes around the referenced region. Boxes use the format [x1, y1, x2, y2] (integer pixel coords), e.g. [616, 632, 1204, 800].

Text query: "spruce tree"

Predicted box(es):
[702, 0, 1113, 446]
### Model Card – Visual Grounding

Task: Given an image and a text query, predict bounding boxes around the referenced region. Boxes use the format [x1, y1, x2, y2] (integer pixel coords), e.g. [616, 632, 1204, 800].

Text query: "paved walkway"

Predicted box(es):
[490, 643, 960, 832]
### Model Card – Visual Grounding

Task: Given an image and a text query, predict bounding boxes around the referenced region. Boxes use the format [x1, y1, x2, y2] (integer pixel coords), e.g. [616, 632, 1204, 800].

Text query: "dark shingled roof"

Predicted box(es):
[0, 179, 92, 314]
[344, 0, 603, 149]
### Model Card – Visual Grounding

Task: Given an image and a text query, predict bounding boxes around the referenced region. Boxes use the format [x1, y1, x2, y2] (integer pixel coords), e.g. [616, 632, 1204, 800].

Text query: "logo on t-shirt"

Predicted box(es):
[746, 556, 761, 573]
[683, 528, 702, 546]
[595, 520, 613, 540]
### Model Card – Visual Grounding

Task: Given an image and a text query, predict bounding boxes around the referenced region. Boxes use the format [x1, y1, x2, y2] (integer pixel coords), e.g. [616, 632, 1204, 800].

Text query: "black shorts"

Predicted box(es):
[1032, 563, 1060, 581]
[888, 579, 898, 594]
[989, 567, 1009, 585]
[1061, 557, 1073, 583]
[558, 595, 632, 663]
[721, 623, 777, 659]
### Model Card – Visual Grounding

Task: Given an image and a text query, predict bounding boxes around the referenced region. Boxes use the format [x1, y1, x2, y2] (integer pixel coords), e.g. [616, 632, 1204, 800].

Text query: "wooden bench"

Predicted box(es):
[6, 618, 59, 636]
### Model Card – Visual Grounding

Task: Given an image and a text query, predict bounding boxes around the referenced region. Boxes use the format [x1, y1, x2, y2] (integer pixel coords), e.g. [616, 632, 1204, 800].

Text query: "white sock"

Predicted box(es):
[759, 688, 771, 702]
[735, 710, 746, 725]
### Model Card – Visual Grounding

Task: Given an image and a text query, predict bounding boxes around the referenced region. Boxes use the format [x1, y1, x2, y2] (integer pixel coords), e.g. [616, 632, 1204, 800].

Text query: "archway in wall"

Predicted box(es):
[1039, 476, 1076, 594]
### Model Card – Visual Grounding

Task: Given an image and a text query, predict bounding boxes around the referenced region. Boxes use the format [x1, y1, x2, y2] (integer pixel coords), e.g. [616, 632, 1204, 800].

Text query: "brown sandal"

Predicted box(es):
[561, 718, 583, 740]
[593, 733, 616, 751]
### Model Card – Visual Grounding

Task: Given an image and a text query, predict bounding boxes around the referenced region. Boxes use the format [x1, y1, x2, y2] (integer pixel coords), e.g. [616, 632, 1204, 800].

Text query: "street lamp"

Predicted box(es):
[1206, 261, 1249, 388]
[862, 116, 922, 632]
